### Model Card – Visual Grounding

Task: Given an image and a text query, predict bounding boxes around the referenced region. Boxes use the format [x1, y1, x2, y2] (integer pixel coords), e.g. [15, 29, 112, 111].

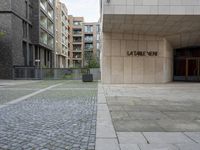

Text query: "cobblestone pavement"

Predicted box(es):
[0, 81, 98, 150]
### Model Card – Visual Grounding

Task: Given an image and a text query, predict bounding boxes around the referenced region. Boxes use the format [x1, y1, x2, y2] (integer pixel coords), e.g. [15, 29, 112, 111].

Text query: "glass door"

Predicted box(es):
[186, 58, 200, 81]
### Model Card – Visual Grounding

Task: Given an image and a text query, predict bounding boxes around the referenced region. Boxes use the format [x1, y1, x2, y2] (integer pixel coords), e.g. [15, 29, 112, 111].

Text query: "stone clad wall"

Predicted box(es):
[103, 0, 200, 15]
[101, 33, 173, 84]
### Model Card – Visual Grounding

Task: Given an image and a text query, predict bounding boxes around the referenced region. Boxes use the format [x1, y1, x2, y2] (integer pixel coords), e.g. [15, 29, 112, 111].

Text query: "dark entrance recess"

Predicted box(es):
[174, 47, 200, 82]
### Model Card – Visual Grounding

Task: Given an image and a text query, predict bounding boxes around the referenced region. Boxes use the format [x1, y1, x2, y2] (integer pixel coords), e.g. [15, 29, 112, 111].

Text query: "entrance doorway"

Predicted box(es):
[174, 47, 200, 82]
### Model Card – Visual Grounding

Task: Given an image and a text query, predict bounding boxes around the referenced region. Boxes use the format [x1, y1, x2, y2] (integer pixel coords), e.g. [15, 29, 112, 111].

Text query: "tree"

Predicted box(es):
[88, 56, 100, 68]
[0, 31, 5, 38]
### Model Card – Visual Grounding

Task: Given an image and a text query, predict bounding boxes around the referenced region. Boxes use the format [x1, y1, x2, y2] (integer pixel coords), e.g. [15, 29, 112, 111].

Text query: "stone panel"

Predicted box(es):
[101, 33, 173, 84]
[111, 57, 124, 83]
[124, 57, 132, 84]
[143, 57, 156, 83]
[132, 58, 144, 83]
[101, 56, 111, 84]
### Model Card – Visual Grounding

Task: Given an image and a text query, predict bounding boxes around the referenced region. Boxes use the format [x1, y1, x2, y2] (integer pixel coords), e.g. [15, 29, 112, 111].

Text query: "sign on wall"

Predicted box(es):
[127, 51, 158, 56]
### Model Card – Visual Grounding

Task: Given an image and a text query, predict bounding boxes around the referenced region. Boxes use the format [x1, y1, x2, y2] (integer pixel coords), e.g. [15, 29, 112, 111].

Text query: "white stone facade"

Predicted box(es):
[101, 33, 173, 84]
[103, 0, 200, 15]
[101, 0, 200, 84]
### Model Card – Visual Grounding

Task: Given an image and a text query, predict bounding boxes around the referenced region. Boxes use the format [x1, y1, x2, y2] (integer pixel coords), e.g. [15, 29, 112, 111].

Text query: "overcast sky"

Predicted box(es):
[60, 0, 100, 22]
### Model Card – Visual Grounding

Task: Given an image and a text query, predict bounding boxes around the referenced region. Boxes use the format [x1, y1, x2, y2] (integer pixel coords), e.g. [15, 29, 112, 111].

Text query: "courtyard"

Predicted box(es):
[0, 80, 200, 150]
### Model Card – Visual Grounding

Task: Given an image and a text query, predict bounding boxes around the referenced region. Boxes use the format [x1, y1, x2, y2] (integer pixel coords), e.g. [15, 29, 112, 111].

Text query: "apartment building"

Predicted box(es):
[83, 22, 100, 66]
[68, 16, 84, 68]
[0, 0, 55, 79]
[0, 0, 34, 79]
[101, 0, 200, 83]
[32, 0, 55, 68]
[55, 0, 69, 68]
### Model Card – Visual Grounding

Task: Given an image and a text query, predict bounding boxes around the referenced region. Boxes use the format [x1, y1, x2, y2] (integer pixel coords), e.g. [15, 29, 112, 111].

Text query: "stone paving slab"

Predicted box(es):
[175, 144, 200, 150]
[184, 132, 200, 143]
[113, 120, 164, 132]
[120, 144, 140, 150]
[157, 119, 200, 132]
[143, 132, 195, 144]
[117, 132, 147, 144]
[97, 83, 200, 150]
[138, 144, 179, 150]
[96, 139, 120, 150]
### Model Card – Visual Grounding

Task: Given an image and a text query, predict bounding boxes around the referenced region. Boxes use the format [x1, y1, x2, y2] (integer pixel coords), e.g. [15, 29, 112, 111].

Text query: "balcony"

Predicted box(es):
[40, 0, 47, 12]
[73, 21, 82, 26]
[85, 44, 94, 51]
[48, 0, 54, 6]
[40, 12, 47, 29]
[40, 30, 48, 45]
[47, 34, 54, 48]
[73, 37, 82, 43]
[84, 25, 93, 33]
[84, 37, 93, 43]
[47, 4, 54, 19]
[47, 19, 54, 33]
[73, 52, 82, 59]
[73, 44, 81, 51]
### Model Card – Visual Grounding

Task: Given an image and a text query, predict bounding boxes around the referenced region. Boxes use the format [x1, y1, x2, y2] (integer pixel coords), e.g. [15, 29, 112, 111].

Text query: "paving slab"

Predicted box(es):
[184, 132, 200, 143]
[163, 112, 200, 120]
[120, 144, 140, 150]
[143, 132, 195, 144]
[96, 138, 120, 150]
[157, 119, 200, 132]
[127, 111, 169, 120]
[175, 143, 200, 150]
[138, 144, 179, 150]
[117, 132, 147, 144]
[111, 111, 129, 120]
[113, 120, 164, 132]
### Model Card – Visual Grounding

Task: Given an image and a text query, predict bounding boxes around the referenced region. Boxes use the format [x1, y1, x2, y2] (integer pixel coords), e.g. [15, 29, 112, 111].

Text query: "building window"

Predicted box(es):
[85, 43, 93, 50]
[96, 25, 100, 32]
[23, 42, 27, 65]
[40, 0, 47, 11]
[97, 34, 100, 41]
[97, 43, 100, 49]
[85, 25, 93, 33]
[73, 21, 82, 26]
[40, 29, 48, 45]
[23, 21, 27, 38]
[25, 1, 28, 19]
[85, 35, 93, 42]
[29, 25, 32, 40]
[29, 5, 33, 20]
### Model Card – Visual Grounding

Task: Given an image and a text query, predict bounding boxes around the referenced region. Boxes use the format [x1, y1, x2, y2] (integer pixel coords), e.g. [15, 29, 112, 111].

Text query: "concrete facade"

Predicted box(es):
[101, 0, 200, 84]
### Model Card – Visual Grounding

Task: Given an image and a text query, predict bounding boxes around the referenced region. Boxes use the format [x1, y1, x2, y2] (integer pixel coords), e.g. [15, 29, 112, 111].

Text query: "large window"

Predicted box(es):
[23, 21, 27, 38]
[85, 35, 93, 42]
[85, 25, 93, 33]
[73, 21, 82, 26]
